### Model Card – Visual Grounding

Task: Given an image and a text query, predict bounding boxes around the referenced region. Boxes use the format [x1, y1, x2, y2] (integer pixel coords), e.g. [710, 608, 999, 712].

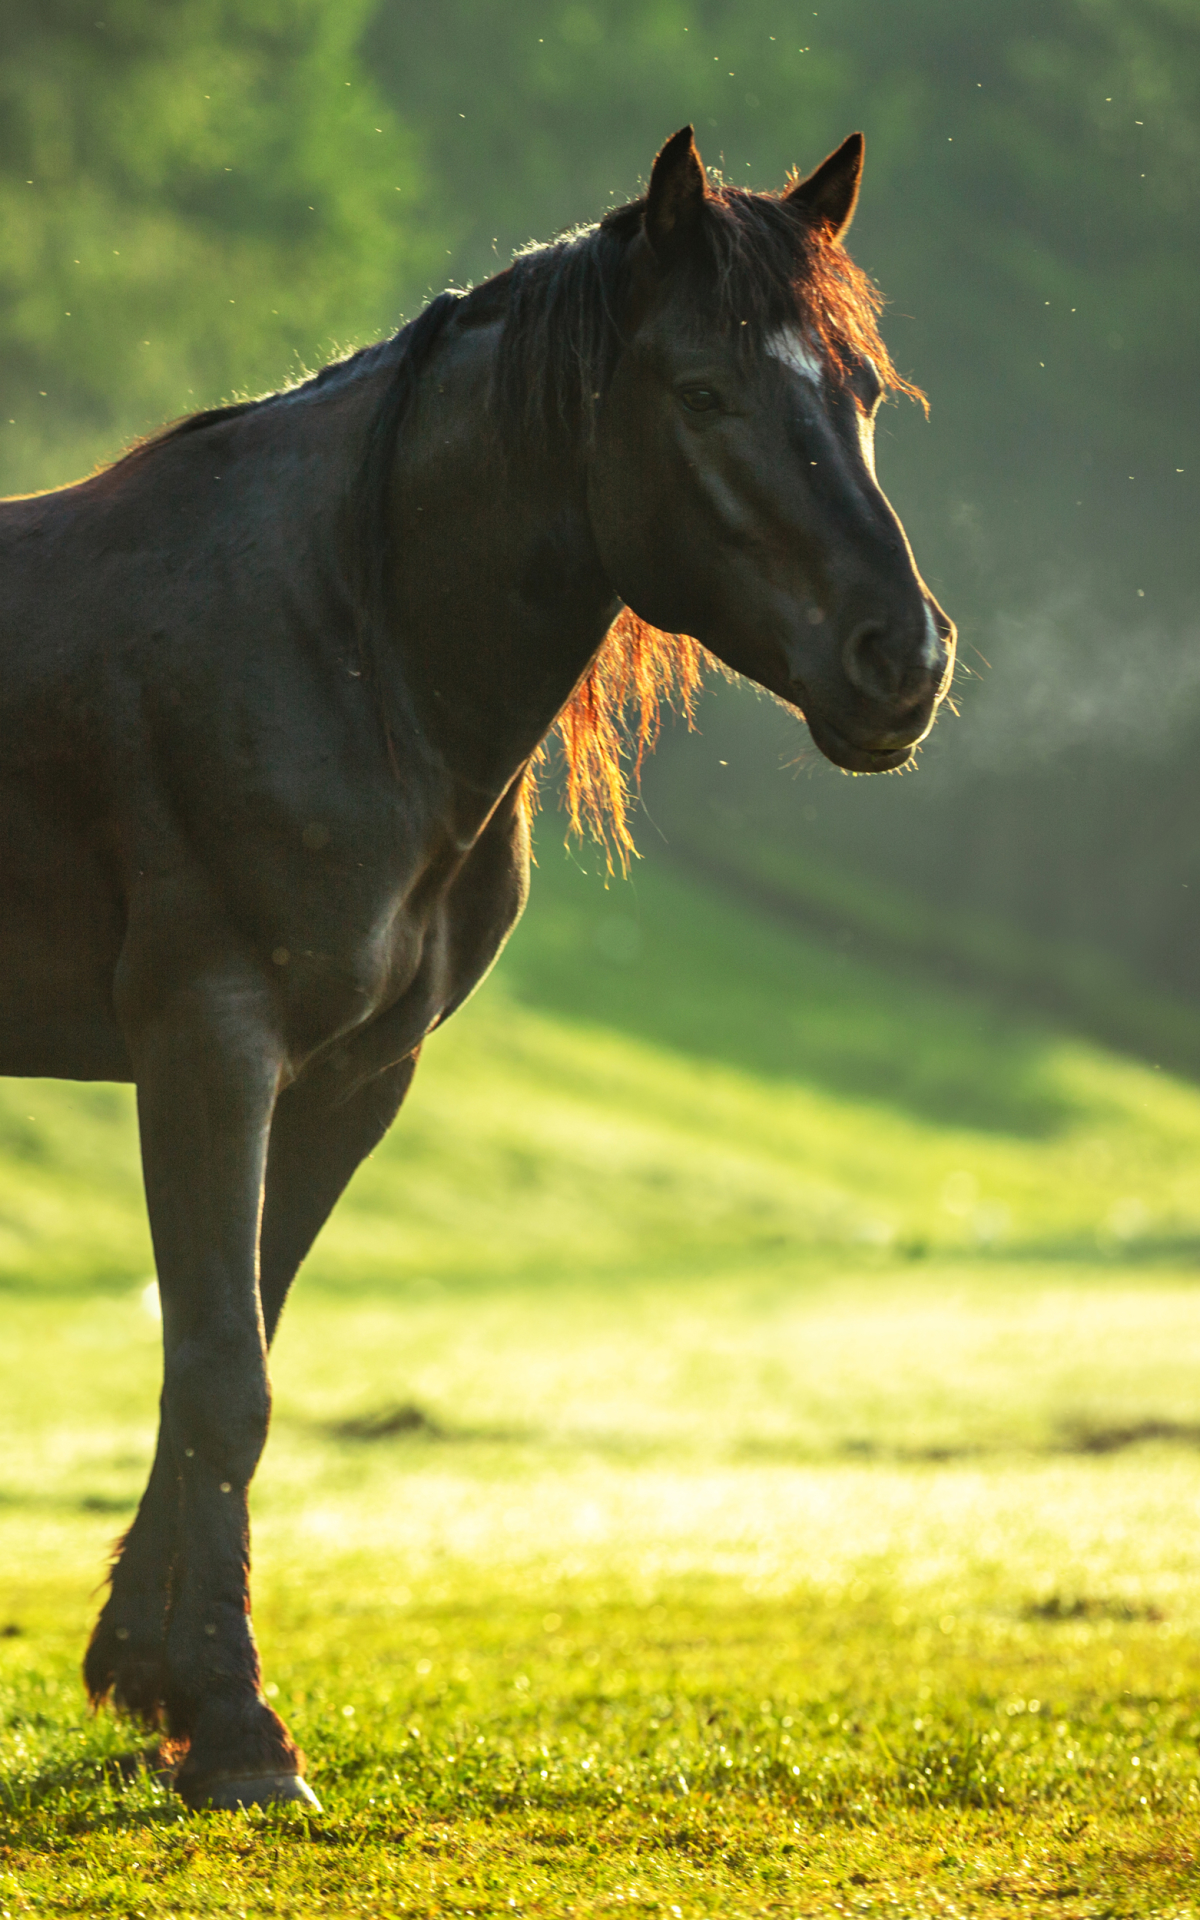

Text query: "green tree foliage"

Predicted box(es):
[0, 0, 437, 489]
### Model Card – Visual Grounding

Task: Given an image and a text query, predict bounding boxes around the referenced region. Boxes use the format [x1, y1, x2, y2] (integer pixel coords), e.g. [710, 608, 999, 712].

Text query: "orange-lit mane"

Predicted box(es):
[523, 611, 708, 868]
[795, 214, 926, 411]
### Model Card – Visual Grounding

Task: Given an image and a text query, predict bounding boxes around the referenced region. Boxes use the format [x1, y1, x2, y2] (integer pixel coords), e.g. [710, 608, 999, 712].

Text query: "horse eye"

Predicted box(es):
[679, 387, 719, 413]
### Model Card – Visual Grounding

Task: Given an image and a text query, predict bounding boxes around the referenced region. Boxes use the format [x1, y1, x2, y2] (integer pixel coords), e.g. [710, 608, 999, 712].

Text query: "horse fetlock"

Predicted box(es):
[161, 1597, 263, 1728]
[84, 1605, 169, 1726]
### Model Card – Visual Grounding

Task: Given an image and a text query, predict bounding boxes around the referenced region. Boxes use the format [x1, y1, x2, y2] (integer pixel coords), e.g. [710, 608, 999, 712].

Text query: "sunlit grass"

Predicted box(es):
[2, 851, 1200, 1910]
[4, 1266, 1200, 1913]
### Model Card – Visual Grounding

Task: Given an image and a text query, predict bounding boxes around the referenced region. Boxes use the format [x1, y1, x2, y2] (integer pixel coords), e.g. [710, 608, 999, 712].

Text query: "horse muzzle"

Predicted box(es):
[794, 602, 955, 773]
[803, 711, 919, 772]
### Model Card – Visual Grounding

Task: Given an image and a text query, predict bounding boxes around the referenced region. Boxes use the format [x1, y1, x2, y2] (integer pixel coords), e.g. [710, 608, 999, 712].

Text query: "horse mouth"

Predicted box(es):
[805, 710, 917, 774]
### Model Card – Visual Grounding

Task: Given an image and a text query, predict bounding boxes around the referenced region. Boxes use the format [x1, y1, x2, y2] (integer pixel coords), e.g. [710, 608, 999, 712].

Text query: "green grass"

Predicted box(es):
[2, 848, 1200, 1914]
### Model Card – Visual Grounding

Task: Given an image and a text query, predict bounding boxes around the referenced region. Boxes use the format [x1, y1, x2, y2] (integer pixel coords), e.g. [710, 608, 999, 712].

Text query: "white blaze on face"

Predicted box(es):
[769, 327, 879, 487]
[766, 325, 824, 385]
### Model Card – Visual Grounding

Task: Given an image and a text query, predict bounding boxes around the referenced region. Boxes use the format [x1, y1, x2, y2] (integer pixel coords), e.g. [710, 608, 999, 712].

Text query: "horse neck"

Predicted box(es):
[383, 316, 621, 815]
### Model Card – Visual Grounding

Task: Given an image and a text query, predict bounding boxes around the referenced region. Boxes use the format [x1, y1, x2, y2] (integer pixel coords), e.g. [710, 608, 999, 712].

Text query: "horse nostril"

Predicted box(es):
[842, 621, 901, 704]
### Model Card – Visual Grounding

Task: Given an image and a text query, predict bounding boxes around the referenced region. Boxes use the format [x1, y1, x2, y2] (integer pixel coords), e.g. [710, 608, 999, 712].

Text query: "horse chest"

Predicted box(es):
[247, 799, 528, 1085]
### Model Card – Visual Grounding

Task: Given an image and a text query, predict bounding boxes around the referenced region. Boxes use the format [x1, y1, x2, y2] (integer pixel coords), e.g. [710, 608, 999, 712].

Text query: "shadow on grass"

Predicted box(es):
[1059, 1416, 1200, 1454]
[0, 1489, 137, 1514]
[325, 1401, 531, 1447]
[331, 1401, 443, 1441]
[326, 1402, 1200, 1465]
[739, 1419, 1200, 1467]
[1024, 1594, 1166, 1623]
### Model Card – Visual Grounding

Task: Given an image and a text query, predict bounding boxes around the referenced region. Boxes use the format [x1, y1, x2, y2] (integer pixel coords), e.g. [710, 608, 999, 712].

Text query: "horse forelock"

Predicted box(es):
[493, 181, 922, 441]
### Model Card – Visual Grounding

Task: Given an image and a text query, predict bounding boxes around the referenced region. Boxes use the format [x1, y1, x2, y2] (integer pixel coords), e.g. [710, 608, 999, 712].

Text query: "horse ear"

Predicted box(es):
[785, 131, 864, 241]
[643, 125, 708, 256]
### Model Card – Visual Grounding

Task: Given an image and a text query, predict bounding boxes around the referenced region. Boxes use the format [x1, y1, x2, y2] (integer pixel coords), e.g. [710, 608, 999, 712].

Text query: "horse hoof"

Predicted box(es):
[180, 1771, 322, 1812]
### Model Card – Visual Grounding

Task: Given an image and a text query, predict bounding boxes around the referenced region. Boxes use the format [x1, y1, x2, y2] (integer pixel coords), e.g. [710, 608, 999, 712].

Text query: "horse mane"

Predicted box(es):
[520, 607, 708, 868]
[105, 330, 414, 471]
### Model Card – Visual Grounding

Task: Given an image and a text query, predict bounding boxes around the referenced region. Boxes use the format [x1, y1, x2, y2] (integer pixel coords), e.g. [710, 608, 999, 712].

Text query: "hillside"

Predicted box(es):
[2, 844, 1199, 1298]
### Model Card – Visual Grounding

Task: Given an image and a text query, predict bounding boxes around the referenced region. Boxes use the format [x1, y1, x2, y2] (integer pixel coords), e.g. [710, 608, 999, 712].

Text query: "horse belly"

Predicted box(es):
[0, 779, 130, 1079]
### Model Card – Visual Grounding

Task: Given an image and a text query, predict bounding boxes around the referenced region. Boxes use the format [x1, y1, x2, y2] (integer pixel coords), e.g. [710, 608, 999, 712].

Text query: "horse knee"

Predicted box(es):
[164, 1331, 271, 1485]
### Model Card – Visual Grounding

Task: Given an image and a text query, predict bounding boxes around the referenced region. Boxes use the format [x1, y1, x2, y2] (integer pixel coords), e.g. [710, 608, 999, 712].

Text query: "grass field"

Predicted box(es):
[2, 849, 1199, 1915]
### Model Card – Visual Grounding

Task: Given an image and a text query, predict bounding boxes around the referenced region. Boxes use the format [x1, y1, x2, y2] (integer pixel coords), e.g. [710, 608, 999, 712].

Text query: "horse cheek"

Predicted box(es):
[586, 438, 699, 636]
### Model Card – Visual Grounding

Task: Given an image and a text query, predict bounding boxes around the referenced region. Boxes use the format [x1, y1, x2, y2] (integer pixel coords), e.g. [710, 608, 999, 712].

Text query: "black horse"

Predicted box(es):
[0, 128, 952, 1808]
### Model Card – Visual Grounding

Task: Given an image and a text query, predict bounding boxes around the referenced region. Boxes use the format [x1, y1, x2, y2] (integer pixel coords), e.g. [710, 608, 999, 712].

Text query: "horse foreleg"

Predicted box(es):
[257, 1050, 418, 1340]
[111, 977, 313, 1809]
[85, 1036, 416, 1800]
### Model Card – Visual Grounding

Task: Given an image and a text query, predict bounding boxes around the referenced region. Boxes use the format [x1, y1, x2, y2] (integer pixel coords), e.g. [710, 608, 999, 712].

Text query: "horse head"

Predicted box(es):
[586, 127, 955, 773]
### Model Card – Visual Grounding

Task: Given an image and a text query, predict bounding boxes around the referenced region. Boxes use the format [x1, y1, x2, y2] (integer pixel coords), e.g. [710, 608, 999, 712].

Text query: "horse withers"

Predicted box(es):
[0, 128, 953, 1809]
